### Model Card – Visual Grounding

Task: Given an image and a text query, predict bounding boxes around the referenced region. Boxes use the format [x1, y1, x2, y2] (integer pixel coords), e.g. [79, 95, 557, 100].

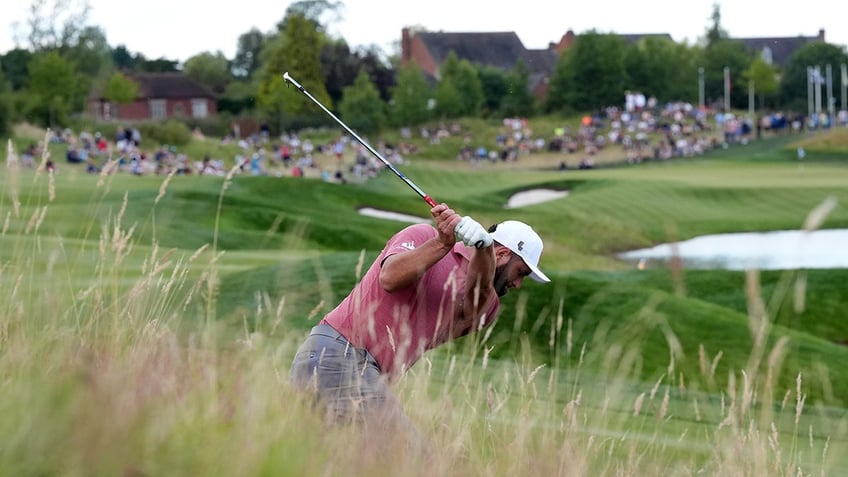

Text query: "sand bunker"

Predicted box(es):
[505, 189, 569, 208]
[357, 189, 569, 222]
[357, 207, 430, 223]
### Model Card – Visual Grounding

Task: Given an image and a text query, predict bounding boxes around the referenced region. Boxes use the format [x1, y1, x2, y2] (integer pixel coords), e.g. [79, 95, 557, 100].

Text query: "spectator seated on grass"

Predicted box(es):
[66, 146, 84, 164]
[86, 158, 100, 174]
[21, 143, 39, 167]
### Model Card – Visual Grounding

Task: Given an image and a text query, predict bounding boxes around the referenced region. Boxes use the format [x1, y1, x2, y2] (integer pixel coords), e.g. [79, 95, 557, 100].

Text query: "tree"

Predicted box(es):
[137, 57, 179, 73]
[232, 28, 266, 79]
[625, 36, 700, 102]
[25, 51, 83, 127]
[281, 0, 342, 27]
[256, 12, 330, 124]
[255, 34, 289, 120]
[350, 46, 394, 102]
[102, 72, 139, 108]
[18, 0, 106, 107]
[435, 52, 484, 118]
[389, 61, 431, 127]
[24, 0, 92, 51]
[433, 79, 464, 119]
[275, 13, 329, 113]
[280, 0, 394, 104]
[704, 2, 728, 47]
[112, 45, 140, 71]
[338, 69, 386, 134]
[779, 42, 848, 114]
[321, 38, 359, 105]
[0, 48, 34, 91]
[0, 68, 12, 138]
[184, 51, 231, 95]
[742, 57, 779, 110]
[218, 80, 257, 115]
[546, 31, 628, 113]
[63, 25, 112, 78]
[699, 39, 754, 109]
[320, 40, 394, 106]
[476, 65, 509, 115]
[500, 59, 536, 117]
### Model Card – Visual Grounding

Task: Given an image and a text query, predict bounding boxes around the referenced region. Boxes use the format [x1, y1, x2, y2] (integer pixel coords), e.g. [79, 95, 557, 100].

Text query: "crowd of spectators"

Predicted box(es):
[18, 126, 361, 184]
[14, 99, 847, 183]
[453, 102, 727, 170]
[453, 99, 848, 171]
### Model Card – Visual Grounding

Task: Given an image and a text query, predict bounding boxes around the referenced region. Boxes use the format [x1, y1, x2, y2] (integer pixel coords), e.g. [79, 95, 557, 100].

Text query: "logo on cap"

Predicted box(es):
[517, 240, 525, 251]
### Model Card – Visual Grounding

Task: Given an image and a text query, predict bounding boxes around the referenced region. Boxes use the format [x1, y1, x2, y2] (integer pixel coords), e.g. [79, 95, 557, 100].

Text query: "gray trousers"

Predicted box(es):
[290, 324, 426, 452]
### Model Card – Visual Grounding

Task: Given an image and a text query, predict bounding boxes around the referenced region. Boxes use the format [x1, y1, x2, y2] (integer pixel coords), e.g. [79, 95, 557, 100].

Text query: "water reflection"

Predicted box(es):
[618, 229, 848, 270]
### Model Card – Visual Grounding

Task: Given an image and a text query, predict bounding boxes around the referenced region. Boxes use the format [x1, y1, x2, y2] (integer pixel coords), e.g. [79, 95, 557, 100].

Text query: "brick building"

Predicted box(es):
[89, 72, 217, 122]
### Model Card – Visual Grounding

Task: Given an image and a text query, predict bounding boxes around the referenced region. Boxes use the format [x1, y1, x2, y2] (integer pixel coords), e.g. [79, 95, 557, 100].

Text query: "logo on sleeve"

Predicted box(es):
[401, 241, 416, 250]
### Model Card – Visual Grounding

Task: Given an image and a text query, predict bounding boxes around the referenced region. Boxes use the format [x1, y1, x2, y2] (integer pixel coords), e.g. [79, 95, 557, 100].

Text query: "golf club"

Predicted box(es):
[282, 71, 437, 208]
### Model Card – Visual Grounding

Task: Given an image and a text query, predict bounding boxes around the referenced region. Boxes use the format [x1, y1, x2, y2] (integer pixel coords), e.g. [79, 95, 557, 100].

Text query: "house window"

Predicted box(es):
[191, 99, 208, 118]
[150, 99, 167, 120]
[761, 47, 773, 65]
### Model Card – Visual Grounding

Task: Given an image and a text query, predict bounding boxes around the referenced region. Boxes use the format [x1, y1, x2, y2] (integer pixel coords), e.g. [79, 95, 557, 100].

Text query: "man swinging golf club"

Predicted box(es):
[289, 203, 550, 451]
[282, 72, 550, 451]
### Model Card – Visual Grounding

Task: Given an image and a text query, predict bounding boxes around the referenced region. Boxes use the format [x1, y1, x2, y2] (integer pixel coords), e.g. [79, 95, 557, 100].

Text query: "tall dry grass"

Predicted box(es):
[0, 135, 844, 476]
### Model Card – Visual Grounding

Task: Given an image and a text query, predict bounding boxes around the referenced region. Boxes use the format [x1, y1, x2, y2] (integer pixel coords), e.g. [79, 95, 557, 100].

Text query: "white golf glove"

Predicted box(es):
[455, 216, 493, 248]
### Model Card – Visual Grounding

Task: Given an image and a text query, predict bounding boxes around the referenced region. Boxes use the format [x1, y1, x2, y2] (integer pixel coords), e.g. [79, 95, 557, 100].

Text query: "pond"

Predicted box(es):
[617, 229, 848, 270]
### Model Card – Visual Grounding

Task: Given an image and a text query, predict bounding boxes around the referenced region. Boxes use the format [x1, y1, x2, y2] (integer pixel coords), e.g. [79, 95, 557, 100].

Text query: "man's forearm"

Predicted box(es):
[379, 237, 452, 292]
[463, 246, 496, 323]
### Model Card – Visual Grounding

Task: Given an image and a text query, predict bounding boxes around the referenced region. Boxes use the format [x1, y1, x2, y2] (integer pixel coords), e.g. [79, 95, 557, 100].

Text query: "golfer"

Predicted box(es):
[290, 202, 550, 446]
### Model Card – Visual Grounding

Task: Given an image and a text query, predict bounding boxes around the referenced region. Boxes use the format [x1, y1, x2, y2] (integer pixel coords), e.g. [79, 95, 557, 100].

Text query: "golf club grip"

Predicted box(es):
[474, 240, 486, 249]
[423, 195, 437, 207]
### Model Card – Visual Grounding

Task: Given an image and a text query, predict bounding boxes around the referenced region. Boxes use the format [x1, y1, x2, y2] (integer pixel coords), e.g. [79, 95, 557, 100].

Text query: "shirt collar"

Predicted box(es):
[452, 241, 473, 261]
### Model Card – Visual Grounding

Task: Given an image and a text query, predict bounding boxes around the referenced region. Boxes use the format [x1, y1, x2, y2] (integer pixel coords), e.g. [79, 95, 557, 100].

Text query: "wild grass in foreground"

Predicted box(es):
[1, 137, 846, 476]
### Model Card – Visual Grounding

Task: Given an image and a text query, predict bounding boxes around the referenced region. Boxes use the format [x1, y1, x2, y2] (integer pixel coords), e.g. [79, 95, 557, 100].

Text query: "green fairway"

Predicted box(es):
[2, 127, 848, 475]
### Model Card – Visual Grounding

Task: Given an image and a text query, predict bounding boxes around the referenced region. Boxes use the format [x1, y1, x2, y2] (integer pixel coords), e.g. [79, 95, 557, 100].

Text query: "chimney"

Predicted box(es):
[402, 28, 411, 65]
[819, 29, 825, 41]
[554, 30, 575, 55]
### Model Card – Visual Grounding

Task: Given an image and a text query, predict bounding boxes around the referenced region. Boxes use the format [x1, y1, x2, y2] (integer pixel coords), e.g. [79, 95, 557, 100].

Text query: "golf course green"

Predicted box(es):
[2, 123, 847, 475]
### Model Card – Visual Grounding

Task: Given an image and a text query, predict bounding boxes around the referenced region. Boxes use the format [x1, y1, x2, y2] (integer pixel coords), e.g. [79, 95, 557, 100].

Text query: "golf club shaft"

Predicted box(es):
[282, 72, 437, 207]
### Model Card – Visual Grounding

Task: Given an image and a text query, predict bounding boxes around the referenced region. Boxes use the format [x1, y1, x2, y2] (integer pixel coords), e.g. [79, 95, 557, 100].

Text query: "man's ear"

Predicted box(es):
[494, 245, 512, 263]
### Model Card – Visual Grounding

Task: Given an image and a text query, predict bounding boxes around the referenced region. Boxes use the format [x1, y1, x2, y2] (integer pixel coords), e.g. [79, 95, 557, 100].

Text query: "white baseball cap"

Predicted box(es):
[490, 220, 550, 283]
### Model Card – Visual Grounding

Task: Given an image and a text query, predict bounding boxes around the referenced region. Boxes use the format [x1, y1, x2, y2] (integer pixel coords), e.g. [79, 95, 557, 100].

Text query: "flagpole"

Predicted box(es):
[723, 67, 730, 112]
[748, 80, 755, 117]
[807, 66, 814, 120]
[815, 65, 822, 120]
[826, 64, 834, 121]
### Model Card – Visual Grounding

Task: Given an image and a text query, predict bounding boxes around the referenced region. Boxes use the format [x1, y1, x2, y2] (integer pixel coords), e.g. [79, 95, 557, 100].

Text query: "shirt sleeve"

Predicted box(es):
[380, 223, 437, 264]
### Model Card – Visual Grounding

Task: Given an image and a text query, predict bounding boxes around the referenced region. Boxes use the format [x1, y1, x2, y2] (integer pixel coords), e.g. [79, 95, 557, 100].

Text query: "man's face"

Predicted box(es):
[492, 253, 532, 297]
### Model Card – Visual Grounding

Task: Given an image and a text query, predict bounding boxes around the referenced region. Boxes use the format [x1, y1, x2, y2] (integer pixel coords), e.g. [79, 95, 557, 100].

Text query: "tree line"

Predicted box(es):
[1, 0, 847, 138]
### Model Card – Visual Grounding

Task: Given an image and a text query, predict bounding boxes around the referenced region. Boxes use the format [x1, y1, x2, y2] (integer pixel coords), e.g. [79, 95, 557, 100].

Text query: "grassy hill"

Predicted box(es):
[2, 123, 848, 475]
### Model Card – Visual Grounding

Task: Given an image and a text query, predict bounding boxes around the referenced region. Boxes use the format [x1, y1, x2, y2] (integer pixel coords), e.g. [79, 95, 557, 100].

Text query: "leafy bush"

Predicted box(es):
[138, 119, 192, 146]
[184, 115, 233, 138]
[274, 112, 333, 135]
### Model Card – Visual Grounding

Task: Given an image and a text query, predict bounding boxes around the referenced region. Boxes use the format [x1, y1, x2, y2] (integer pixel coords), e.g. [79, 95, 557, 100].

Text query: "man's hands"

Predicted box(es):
[455, 216, 493, 249]
[381, 203, 492, 293]
[430, 204, 491, 249]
